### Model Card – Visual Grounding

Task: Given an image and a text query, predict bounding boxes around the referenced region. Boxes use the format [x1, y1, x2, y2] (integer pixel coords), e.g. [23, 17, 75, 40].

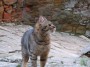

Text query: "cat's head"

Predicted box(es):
[35, 16, 56, 33]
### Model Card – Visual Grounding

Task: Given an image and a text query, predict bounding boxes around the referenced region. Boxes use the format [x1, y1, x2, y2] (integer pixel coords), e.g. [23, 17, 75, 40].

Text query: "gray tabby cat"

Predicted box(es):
[21, 16, 56, 67]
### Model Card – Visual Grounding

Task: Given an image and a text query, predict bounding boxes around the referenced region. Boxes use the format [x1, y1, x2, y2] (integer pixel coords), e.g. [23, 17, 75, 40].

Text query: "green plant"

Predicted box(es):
[17, 64, 21, 67]
[80, 58, 88, 66]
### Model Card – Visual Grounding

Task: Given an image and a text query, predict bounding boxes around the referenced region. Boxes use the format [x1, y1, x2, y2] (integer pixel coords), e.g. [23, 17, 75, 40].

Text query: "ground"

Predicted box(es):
[0, 23, 90, 67]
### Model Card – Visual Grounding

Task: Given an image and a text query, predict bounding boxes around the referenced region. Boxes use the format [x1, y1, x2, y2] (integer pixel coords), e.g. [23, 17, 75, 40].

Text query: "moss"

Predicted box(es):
[80, 58, 88, 66]
[16, 64, 21, 67]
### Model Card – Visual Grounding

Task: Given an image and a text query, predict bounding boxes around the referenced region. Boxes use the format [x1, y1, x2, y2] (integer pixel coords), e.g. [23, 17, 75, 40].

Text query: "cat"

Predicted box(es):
[21, 16, 56, 67]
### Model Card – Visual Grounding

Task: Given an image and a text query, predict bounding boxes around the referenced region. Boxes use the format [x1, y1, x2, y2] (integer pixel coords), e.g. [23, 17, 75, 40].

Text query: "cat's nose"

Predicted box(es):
[51, 26, 56, 29]
[53, 26, 56, 28]
[52, 26, 56, 28]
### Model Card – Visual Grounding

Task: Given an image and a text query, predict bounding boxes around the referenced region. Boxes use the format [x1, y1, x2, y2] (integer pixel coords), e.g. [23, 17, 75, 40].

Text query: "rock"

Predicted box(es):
[53, 0, 62, 7]
[80, 45, 90, 57]
[0, 0, 23, 22]
[3, 12, 12, 22]
[38, 4, 54, 16]
[0, 6, 4, 20]
[0, 0, 4, 20]
[4, 5, 13, 14]
[3, 0, 17, 5]
[73, 0, 90, 17]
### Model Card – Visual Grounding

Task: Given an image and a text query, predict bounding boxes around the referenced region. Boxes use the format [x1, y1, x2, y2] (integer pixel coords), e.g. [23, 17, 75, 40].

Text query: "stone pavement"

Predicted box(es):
[0, 24, 90, 67]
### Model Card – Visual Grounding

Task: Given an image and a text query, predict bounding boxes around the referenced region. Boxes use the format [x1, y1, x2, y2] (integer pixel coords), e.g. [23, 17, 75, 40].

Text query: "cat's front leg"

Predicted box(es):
[30, 55, 37, 67]
[21, 55, 29, 67]
[40, 51, 49, 67]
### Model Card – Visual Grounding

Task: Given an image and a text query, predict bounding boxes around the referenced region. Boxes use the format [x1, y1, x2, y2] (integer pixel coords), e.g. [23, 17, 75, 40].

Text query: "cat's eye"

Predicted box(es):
[49, 24, 51, 26]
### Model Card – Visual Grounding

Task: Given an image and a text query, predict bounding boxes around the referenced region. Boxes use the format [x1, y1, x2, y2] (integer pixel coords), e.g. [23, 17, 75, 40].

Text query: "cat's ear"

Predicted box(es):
[37, 16, 47, 24]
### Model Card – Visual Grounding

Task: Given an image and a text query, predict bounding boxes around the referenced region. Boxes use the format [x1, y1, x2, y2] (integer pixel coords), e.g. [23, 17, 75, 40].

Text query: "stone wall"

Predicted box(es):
[0, 0, 63, 23]
[0, 0, 90, 36]
[0, 0, 23, 22]
[22, 0, 63, 24]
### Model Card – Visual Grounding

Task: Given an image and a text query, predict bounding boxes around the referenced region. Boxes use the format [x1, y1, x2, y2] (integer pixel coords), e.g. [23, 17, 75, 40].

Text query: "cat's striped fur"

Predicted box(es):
[21, 16, 56, 67]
